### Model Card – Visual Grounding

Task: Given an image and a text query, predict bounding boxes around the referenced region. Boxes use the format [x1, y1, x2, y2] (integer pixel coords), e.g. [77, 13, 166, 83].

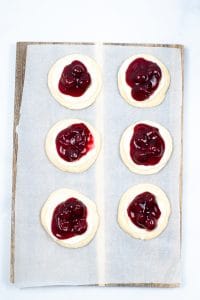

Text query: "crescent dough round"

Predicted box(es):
[48, 54, 102, 110]
[118, 54, 170, 108]
[40, 188, 99, 248]
[118, 184, 171, 240]
[120, 120, 173, 175]
[45, 119, 101, 173]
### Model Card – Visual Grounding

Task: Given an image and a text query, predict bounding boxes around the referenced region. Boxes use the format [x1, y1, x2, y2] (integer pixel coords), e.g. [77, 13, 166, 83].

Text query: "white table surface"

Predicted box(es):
[0, 0, 199, 299]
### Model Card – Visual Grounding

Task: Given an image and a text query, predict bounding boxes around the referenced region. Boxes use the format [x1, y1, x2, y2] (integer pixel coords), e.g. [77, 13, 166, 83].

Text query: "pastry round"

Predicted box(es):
[41, 188, 99, 248]
[118, 54, 170, 108]
[120, 120, 173, 175]
[45, 118, 101, 173]
[48, 54, 102, 109]
[118, 184, 171, 240]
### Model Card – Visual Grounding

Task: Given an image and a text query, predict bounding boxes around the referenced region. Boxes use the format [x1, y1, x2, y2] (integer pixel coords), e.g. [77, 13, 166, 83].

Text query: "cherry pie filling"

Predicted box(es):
[125, 58, 162, 101]
[51, 197, 88, 239]
[56, 123, 94, 162]
[58, 60, 91, 97]
[130, 123, 165, 166]
[127, 192, 161, 231]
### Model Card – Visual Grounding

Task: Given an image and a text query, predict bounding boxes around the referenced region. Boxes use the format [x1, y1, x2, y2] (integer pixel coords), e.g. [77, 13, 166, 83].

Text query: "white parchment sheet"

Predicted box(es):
[14, 44, 182, 287]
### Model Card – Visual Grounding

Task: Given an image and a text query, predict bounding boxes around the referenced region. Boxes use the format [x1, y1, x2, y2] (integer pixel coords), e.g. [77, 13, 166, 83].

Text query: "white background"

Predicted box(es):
[0, 0, 199, 299]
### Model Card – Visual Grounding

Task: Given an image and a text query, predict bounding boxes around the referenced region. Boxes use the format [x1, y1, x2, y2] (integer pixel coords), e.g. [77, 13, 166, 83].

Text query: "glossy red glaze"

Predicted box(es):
[127, 192, 161, 231]
[130, 123, 165, 166]
[56, 123, 94, 162]
[126, 58, 161, 101]
[51, 197, 88, 239]
[58, 60, 91, 97]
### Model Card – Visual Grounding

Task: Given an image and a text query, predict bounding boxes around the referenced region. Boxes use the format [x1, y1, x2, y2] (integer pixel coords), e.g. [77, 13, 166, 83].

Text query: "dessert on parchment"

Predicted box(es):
[41, 188, 99, 248]
[48, 54, 102, 109]
[120, 120, 173, 174]
[118, 54, 170, 108]
[118, 184, 171, 240]
[45, 119, 101, 173]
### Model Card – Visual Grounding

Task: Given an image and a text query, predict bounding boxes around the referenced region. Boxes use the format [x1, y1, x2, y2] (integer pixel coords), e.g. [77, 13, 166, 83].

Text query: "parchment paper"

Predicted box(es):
[13, 43, 183, 287]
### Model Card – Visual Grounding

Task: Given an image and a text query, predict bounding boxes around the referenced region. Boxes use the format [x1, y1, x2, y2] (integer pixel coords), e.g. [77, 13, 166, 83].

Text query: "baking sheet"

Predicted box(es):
[12, 42, 183, 287]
